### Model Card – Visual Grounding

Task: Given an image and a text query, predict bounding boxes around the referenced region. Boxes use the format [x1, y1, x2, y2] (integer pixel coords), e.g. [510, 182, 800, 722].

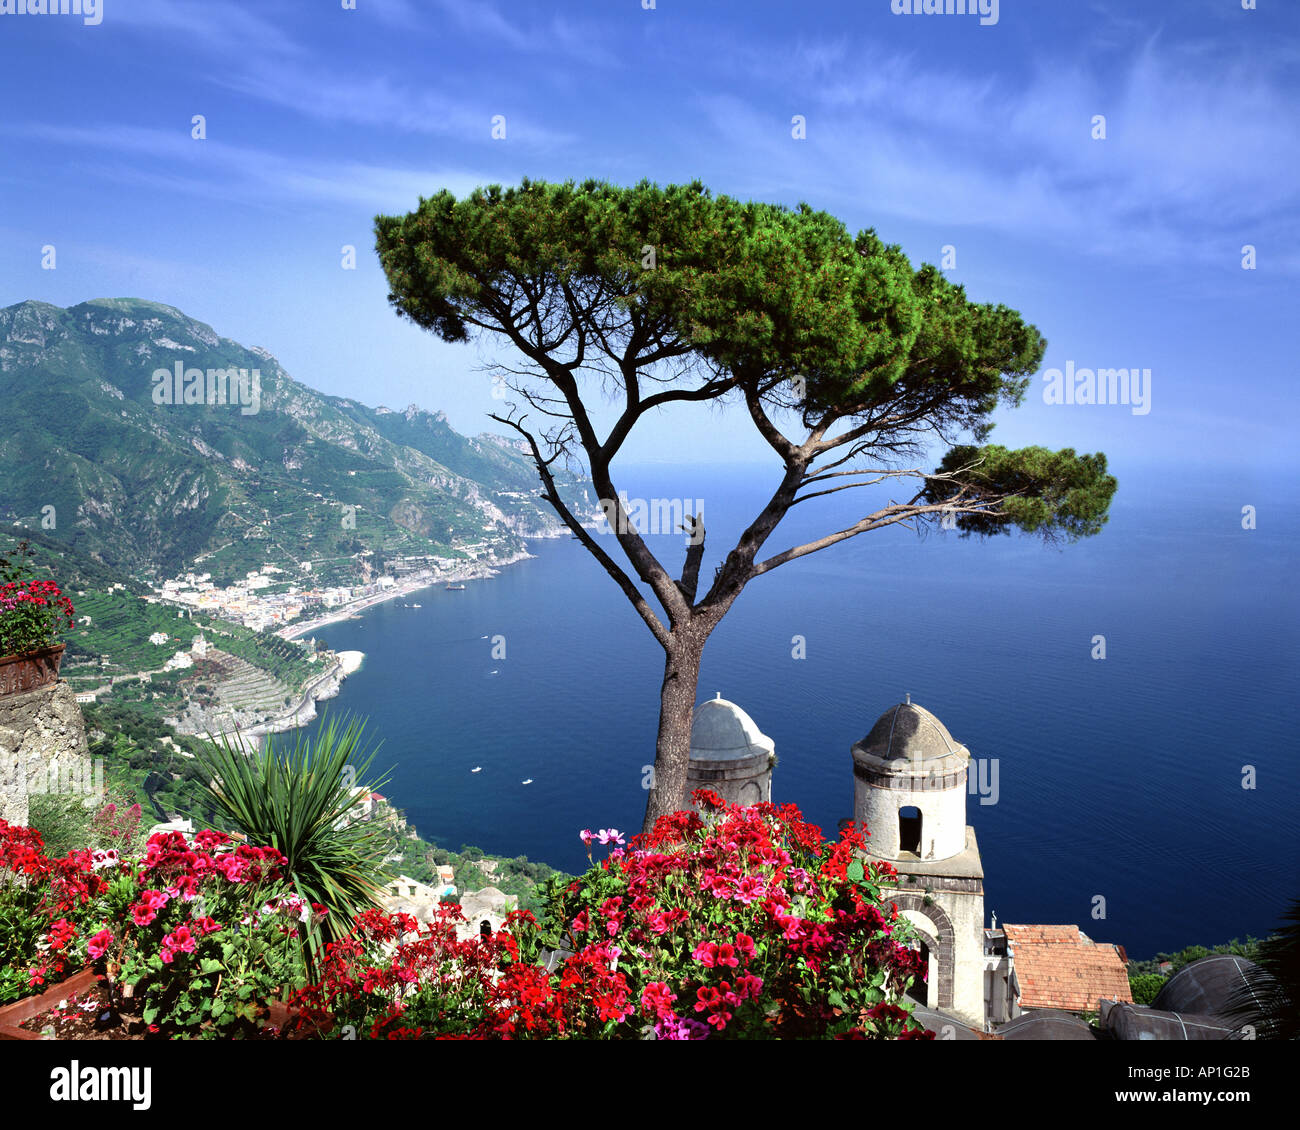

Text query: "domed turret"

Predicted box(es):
[855, 699, 969, 765]
[685, 694, 774, 809]
[852, 697, 969, 861]
[848, 698, 986, 1029]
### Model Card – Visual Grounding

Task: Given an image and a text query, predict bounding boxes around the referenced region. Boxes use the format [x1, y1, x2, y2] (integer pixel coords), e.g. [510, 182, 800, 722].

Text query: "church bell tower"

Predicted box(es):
[852, 698, 986, 1028]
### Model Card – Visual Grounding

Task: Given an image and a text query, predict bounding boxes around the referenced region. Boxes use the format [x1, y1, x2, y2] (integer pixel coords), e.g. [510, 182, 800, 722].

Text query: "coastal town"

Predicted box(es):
[145, 548, 533, 640]
[93, 548, 536, 744]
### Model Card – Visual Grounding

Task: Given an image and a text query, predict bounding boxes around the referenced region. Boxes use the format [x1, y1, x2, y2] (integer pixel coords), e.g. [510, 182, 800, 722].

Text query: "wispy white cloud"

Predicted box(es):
[546, 14, 621, 70]
[212, 63, 576, 148]
[108, 0, 307, 59]
[694, 31, 1300, 268]
[7, 123, 507, 212]
[419, 0, 619, 65]
[426, 0, 533, 50]
[363, 0, 426, 32]
[99, 0, 595, 149]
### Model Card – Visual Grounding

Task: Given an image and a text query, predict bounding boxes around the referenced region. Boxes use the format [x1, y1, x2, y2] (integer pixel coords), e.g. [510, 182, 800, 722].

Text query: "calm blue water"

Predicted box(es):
[300, 461, 1299, 958]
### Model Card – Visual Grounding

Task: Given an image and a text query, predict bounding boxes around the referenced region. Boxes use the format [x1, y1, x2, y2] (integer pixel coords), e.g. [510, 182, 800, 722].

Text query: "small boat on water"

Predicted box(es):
[411, 603, 422, 608]
[521, 778, 534, 785]
[445, 583, 467, 591]
[471, 766, 482, 773]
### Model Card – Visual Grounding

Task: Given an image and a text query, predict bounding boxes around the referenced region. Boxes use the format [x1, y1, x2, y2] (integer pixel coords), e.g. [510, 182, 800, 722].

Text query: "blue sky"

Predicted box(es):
[2, 0, 1296, 473]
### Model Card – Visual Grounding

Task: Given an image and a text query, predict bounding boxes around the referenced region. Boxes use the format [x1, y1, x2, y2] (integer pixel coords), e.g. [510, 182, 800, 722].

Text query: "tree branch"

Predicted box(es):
[676, 515, 706, 604]
[751, 493, 999, 576]
[489, 413, 672, 649]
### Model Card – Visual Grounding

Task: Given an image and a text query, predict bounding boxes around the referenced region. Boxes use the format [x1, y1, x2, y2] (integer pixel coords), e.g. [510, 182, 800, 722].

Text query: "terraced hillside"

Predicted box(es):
[168, 648, 301, 737]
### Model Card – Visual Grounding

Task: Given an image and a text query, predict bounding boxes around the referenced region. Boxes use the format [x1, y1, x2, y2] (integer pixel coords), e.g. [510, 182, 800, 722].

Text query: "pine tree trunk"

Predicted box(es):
[641, 629, 707, 834]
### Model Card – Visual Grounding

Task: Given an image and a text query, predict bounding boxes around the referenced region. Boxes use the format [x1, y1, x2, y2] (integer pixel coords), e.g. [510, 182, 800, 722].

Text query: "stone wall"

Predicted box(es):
[892, 885, 987, 1029]
[0, 680, 94, 827]
[686, 750, 773, 810]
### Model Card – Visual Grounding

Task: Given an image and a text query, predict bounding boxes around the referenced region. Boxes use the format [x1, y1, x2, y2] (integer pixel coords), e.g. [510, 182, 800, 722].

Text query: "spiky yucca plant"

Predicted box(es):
[197, 716, 394, 965]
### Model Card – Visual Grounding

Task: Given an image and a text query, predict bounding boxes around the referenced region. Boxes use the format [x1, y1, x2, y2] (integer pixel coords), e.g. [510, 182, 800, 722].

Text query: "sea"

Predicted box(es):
[299, 460, 1299, 959]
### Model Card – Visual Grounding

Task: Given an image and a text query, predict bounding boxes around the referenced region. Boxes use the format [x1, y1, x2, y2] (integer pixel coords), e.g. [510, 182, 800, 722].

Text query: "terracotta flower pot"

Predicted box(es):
[0, 966, 100, 1041]
[0, 643, 65, 698]
[265, 998, 320, 1033]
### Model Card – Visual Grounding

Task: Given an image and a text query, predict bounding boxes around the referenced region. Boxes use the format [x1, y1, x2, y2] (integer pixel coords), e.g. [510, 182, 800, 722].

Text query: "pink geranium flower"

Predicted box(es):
[641, 981, 678, 1021]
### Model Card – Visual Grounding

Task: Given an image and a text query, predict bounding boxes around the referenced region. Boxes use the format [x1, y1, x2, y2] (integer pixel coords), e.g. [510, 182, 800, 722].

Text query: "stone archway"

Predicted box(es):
[890, 893, 956, 1011]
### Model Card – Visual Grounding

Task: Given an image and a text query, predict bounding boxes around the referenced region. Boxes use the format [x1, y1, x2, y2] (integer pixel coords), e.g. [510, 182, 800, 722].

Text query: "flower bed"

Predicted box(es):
[0, 967, 101, 1041]
[4, 792, 933, 1040]
[0, 822, 107, 1005]
[288, 791, 933, 1039]
[1, 818, 313, 1037]
[84, 830, 316, 1038]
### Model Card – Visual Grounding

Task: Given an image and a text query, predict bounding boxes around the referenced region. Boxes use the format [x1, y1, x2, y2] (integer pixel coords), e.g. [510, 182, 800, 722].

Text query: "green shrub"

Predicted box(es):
[1129, 972, 1165, 1006]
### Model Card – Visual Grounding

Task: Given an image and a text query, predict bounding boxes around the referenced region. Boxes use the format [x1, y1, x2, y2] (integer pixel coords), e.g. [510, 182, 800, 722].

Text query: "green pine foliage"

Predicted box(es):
[927, 445, 1117, 542]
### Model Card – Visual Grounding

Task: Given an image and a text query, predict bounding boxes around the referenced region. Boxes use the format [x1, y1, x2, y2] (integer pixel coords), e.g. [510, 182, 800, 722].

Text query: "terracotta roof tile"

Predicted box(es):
[1004, 924, 1133, 1013]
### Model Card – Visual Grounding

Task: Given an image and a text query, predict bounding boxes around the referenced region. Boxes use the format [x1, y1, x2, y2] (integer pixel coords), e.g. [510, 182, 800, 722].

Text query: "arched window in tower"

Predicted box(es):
[899, 805, 922, 856]
[907, 940, 930, 1006]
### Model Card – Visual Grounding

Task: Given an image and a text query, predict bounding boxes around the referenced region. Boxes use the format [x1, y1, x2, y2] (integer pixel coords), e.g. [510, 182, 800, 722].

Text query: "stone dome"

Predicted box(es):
[854, 700, 968, 763]
[1152, 955, 1262, 1018]
[690, 695, 775, 761]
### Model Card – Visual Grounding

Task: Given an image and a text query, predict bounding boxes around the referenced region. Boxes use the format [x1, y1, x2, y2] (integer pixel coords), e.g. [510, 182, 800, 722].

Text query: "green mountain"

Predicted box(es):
[0, 298, 570, 583]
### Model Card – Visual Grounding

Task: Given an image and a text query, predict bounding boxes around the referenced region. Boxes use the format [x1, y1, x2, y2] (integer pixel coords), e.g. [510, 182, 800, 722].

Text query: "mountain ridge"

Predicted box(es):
[0, 297, 569, 583]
